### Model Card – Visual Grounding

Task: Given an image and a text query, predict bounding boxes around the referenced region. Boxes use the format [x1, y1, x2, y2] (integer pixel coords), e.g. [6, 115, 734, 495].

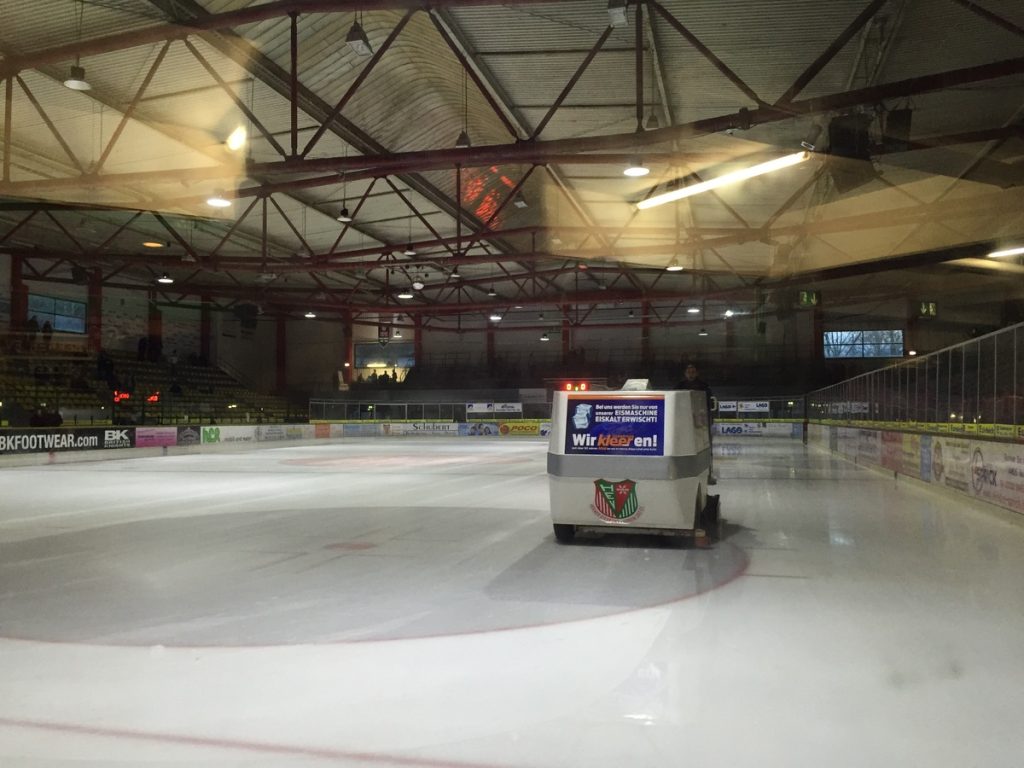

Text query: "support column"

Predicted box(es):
[147, 289, 162, 358]
[486, 324, 496, 373]
[9, 254, 27, 333]
[640, 299, 652, 367]
[342, 311, 354, 383]
[413, 315, 423, 368]
[87, 268, 103, 353]
[561, 303, 571, 366]
[275, 313, 287, 394]
[725, 315, 735, 368]
[200, 294, 212, 365]
[812, 306, 824, 362]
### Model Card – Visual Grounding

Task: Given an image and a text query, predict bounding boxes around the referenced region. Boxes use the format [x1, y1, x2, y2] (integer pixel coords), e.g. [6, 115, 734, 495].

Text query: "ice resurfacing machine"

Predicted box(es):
[547, 386, 719, 543]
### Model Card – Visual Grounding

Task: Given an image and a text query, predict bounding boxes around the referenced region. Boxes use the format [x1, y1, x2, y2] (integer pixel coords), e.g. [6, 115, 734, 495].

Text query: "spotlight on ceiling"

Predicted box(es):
[403, 243, 416, 256]
[304, 311, 317, 319]
[724, 309, 734, 318]
[336, 207, 353, 223]
[455, 129, 471, 149]
[665, 259, 684, 272]
[512, 193, 528, 209]
[397, 289, 414, 300]
[346, 21, 373, 56]
[489, 313, 503, 322]
[487, 286, 497, 297]
[989, 245, 1024, 258]
[450, 268, 461, 279]
[142, 241, 164, 249]
[63, 64, 91, 91]
[540, 332, 550, 342]
[908, 349, 917, 356]
[607, 0, 628, 28]
[698, 327, 709, 337]
[687, 307, 700, 314]
[412, 281, 425, 291]
[156, 273, 174, 284]
[637, 151, 810, 210]
[226, 125, 247, 152]
[206, 190, 232, 208]
[623, 159, 649, 177]
[393, 329, 402, 339]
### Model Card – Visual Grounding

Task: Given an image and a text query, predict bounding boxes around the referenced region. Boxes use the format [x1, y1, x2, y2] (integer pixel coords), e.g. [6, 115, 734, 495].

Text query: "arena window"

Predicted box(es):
[27, 293, 87, 334]
[823, 329, 904, 358]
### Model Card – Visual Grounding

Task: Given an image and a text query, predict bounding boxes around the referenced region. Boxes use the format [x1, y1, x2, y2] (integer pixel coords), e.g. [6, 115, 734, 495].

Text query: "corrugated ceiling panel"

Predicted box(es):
[448, 2, 632, 52]
[0, 0, 164, 58]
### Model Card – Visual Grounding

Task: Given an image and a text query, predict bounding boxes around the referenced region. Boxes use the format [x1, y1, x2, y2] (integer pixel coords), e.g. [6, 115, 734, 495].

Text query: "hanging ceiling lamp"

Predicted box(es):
[623, 159, 649, 177]
[455, 68, 471, 147]
[206, 190, 231, 208]
[346, 14, 373, 57]
[64, 2, 90, 91]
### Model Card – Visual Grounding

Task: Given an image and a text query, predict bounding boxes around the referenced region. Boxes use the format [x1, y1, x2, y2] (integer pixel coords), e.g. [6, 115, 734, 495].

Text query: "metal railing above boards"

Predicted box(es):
[308, 400, 548, 422]
[807, 321, 1024, 436]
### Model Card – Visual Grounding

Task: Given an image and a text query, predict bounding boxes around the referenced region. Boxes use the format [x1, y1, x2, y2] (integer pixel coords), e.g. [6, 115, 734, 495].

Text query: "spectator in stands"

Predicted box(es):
[41, 320, 53, 350]
[97, 350, 113, 380]
[26, 315, 39, 351]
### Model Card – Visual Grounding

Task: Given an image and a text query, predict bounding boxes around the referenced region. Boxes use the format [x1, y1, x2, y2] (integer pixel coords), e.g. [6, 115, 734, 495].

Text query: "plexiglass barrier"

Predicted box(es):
[808, 322, 1024, 431]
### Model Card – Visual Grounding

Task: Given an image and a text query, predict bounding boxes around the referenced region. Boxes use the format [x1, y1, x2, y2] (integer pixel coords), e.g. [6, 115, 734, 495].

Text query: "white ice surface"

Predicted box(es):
[1, 437, 1022, 767]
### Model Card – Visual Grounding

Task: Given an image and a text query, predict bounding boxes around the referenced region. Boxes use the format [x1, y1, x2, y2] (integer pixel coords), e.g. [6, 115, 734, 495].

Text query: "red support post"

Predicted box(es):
[9, 254, 27, 332]
[486, 324, 496, 373]
[87, 268, 103, 353]
[200, 294, 212, 364]
[413, 315, 423, 370]
[147, 290, 162, 351]
[641, 299, 651, 366]
[275, 313, 287, 394]
[561, 303, 571, 366]
[342, 311, 354, 384]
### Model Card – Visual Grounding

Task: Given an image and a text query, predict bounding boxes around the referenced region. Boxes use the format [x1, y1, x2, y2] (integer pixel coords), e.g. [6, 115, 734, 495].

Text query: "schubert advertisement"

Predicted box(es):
[564, 394, 664, 456]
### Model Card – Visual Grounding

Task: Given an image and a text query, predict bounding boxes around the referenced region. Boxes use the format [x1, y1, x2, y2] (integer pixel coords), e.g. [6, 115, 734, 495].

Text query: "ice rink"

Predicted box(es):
[1, 436, 1023, 767]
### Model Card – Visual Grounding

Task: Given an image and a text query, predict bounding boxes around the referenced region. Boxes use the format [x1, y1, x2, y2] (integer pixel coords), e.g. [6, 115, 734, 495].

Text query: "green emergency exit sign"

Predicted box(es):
[917, 301, 937, 318]
[798, 290, 821, 308]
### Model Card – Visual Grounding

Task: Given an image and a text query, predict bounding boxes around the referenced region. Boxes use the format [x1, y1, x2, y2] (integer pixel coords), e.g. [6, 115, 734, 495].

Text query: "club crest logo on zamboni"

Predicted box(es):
[592, 479, 639, 521]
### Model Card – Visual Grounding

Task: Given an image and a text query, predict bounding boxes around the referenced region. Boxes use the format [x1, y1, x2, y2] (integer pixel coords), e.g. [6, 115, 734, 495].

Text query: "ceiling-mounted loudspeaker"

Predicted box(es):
[773, 287, 797, 321]
[233, 303, 259, 329]
[884, 108, 912, 153]
[828, 114, 872, 160]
